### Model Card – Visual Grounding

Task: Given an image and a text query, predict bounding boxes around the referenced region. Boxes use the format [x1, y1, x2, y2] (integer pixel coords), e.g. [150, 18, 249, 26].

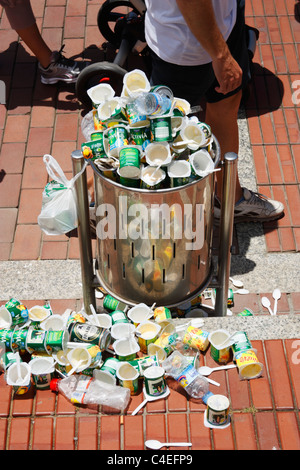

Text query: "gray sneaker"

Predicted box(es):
[39, 46, 85, 84]
[214, 187, 285, 223]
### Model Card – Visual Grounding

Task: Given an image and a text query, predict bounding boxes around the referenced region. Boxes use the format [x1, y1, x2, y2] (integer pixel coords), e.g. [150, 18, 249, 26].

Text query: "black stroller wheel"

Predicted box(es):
[76, 61, 127, 108]
[97, 0, 142, 46]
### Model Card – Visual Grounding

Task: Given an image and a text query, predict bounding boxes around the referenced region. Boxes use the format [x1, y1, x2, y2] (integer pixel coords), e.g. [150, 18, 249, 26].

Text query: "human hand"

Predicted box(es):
[212, 50, 243, 95]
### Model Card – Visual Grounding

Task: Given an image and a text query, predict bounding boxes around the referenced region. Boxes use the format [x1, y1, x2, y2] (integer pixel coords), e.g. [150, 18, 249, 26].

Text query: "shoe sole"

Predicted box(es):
[40, 76, 78, 85]
[214, 212, 285, 225]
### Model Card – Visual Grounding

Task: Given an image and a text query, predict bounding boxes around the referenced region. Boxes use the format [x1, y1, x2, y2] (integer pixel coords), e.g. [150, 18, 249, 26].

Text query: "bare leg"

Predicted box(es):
[205, 90, 243, 203]
[15, 23, 52, 68]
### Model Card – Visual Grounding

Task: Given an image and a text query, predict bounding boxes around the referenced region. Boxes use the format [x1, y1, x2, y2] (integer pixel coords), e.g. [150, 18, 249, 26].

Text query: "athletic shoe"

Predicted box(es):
[214, 187, 284, 223]
[39, 45, 85, 84]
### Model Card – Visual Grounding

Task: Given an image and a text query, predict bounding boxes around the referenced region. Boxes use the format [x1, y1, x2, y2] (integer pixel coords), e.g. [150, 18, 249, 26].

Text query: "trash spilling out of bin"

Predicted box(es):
[80, 69, 217, 190]
[0, 295, 263, 425]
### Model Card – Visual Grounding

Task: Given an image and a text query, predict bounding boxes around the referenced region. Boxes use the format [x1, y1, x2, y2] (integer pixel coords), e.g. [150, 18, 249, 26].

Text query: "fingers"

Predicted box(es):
[212, 56, 243, 95]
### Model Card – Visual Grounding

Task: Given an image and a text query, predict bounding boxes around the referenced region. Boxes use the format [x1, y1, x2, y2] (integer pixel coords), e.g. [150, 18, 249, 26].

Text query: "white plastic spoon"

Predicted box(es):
[132, 387, 170, 416]
[145, 439, 192, 450]
[272, 288, 281, 316]
[90, 304, 100, 327]
[67, 359, 85, 376]
[232, 288, 249, 295]
[198, 364, 237, 376]
[261, 296, 274, 315]
[16, 352, 22, 383]
[229, 277, 243, 288]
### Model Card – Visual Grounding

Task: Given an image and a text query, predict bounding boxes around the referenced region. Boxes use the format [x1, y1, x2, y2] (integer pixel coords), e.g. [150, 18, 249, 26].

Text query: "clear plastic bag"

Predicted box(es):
[38, 154, 87, 236]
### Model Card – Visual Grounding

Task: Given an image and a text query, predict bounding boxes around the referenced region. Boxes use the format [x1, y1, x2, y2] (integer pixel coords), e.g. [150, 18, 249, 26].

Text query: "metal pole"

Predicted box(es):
[214, 152, 238, 316]
[71, 150, 96, 315]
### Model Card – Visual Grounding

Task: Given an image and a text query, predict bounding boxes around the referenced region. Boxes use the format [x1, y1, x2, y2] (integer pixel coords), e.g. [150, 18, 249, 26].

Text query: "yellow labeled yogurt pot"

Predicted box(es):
[235, 349, 263, 380]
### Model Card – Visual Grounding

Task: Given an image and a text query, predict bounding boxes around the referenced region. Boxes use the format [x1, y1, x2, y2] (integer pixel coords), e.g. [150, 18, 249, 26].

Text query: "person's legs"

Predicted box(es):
[15, 23, 52, 68]
[205, 89, 243, 203]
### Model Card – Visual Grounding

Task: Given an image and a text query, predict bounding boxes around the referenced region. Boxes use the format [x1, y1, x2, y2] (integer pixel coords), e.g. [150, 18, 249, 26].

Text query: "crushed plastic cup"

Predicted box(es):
[208, 329, 233, 364]
[167, 160, 191, 187]
[113, 336, 140, 361]
[147, 343, 168, 363]
[87, 83, 115, 107]
[6, 361, 31, 395]
[135, 321, 161, 353]
[180, 121, 206, 150]
[116, 362, 140, 395]
[189, 149, 215, 178]
[145, 142, 172, 167]
[67, 344, 102, 375]
[97, 97, 125, 122]
[40, 314, 66, 331]
[29, 357, 55, 390]
[140, 166, 166, 189]
[172, 97, 191, 116]
[92, 313, 112, 329]
[127, 303, 153, 326]
[0, 306, 13, 328]
[123, 69, 151, 97]
[1, 299, 29, 327]
[29, 305, 51, 323]
[93, 368, 117, 386]
[110, 322, 136, 341]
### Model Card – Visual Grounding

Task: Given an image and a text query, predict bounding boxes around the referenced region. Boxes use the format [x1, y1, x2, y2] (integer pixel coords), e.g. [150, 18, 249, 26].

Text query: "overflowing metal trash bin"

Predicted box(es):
[91, 138, 221, 307]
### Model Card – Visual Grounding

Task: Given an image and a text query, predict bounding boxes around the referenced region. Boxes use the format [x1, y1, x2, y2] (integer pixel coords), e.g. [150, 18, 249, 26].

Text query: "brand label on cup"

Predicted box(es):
[4, 298, 29, 326]
[119, 146, 141, 178]
[150, 116, 172, 142]
[26, 327, 47, 354]
[144, 366, 166, 396]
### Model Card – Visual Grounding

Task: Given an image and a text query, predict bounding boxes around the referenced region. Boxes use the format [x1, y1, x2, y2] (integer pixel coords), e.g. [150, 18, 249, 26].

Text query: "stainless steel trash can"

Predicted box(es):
[91, 138, 221, 307]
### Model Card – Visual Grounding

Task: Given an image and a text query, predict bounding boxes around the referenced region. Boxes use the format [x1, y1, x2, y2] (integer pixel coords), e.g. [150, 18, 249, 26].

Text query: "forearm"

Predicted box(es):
[176, 0, 230, 61]
[176, 0, 242, 94]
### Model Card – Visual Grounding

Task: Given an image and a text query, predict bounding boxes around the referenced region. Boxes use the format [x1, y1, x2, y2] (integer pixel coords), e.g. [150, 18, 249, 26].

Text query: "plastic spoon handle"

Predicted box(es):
[90, 304, 100, 326]
[206, 377, 220, 387]
[131, 398, 148, 416]
[161, 442, 192, 447]
[262, 297, 274, 315]
[272, 289, 281, 316]
[211, 364, 237, 372]
[16, 352, 22, 380]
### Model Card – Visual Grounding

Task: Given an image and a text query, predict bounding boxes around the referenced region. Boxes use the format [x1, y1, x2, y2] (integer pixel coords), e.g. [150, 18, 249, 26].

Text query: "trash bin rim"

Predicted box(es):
[90, 135, 221, 194]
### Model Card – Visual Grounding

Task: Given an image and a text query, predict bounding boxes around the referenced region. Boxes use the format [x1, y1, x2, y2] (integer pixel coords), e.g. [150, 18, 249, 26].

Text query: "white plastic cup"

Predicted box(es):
[93, 368, 117, 386]
[40, 314, 66, 331]
[0, 305, 12, 328]
[127, 303, 153, 326]
[113, 337, 140, 361]
[29, 305, 51, 323]
[93, 313, 112, 329]
[189, 149, 214, 177]
[29, 357, 55, 390]
[6, 362, 31, 395]
[87, 83, 115, 107]
[110, 322, 136, 341]
[180, 122, 206, 150]
[123, 69, 151, 97]
[145, 142, 172, 167]
[116, 362, 140, 395]
[135, 321, 161, 353]
[67, 347, 92, 373]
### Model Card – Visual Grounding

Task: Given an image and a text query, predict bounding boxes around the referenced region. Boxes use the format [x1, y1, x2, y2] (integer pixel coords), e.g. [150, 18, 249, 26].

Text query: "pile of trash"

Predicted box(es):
[0, 295, 263, 428]
[80, 69, 218, 189]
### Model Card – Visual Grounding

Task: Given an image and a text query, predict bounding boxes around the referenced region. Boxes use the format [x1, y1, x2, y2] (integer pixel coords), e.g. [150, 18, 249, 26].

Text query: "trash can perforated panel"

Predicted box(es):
[92, 138, 220, 307]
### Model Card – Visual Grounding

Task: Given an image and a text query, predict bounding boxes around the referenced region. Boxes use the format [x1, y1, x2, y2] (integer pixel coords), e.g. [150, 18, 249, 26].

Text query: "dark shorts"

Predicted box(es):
[149, 1, 250, 106]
